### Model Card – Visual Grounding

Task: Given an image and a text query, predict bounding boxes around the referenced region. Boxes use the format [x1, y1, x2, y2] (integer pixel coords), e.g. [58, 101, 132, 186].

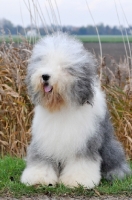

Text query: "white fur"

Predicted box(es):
[21, 163, 58, 186]
[32, 86, 106, 162]
[31, 33, 93, 71]
[59, 157, 101, 188]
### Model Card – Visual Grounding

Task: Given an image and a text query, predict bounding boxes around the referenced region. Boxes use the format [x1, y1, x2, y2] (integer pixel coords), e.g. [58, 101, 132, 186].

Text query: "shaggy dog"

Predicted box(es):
[21, 33, 130, 188]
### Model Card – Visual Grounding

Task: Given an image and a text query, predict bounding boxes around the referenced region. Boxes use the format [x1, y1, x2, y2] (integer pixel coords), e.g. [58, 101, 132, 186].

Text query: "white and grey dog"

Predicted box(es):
[21, 32, 130, 188]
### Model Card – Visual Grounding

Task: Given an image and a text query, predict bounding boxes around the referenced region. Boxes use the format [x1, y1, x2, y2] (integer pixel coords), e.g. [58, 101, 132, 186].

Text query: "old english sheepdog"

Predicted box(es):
[21, 32, 130, 188]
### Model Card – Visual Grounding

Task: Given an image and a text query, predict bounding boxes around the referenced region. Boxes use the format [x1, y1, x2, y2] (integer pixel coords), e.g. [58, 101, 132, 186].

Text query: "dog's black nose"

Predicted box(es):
[42, 74, 50, 81]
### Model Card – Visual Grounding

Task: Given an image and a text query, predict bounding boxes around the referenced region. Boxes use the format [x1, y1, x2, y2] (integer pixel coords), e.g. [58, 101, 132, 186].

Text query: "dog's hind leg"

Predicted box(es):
[100, 139, 131, 181]
[99, 112, 131, 181]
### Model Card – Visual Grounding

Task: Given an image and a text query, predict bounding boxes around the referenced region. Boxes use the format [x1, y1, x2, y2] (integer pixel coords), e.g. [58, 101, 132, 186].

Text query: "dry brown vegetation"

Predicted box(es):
[0, 39, 33, 157]
[100, 57, 132, 159]
[0, 40, 132, 159]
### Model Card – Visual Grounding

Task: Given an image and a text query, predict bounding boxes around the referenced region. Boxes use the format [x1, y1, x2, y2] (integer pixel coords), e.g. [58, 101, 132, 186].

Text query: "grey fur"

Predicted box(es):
[76, 111, 131, 181]
[87, 111, 131, 180]
[67, 66, 95, 105]
[26, 66, 42, 105]
[26, 142, 59, 177]
[98, 112, 131, 180]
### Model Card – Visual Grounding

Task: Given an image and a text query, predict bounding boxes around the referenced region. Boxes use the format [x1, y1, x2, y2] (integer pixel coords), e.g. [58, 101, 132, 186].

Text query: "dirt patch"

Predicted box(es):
[84, 43, 132, 62]
[0, 195, 132, 200]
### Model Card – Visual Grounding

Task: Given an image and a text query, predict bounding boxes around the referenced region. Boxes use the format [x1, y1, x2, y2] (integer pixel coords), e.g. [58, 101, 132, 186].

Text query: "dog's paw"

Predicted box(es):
[59, 159, 101, 189]
[59, 174, 100, 189]
[21, 165, 58, 186]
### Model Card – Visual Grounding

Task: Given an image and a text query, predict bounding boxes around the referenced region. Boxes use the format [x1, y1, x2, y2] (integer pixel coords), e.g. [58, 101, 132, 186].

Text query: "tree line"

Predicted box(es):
[0, 19, 132, 36]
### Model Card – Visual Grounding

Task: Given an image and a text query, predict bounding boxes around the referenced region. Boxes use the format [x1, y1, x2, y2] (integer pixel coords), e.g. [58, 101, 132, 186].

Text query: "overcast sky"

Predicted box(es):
[0, 0, 131, 27]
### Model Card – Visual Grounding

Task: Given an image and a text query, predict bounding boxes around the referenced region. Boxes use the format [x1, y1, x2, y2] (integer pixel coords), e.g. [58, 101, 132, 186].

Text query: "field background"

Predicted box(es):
[1, 35, 132, 43]
[0, 34, 132, 159]
[1, 35, 131, 59]
[78, 35, 132, 43]
[0, 0, 132, 197]
[0, 35, 131, 62]
[0, 35, 132, 198]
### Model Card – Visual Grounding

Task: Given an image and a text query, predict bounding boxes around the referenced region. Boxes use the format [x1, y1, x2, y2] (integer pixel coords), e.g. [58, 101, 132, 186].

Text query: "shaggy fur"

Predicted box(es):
[21, 32, 130, 188]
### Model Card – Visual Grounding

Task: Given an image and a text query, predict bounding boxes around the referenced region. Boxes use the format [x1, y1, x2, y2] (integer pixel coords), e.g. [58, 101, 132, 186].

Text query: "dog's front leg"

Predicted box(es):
[21, 145, 58, 186]
[59, 157, 101, 189]
[21, 162, 58, 186]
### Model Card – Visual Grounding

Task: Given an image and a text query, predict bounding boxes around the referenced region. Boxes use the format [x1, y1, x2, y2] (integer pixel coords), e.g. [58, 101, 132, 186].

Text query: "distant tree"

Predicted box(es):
[105, 25, 112, 35]
[87, 25, 96, 35]
[0, 18, 131, 36]
[78, 26, 87, 35]
[0, 19, 15, 34]
[16, 25, 25, 35]
[97, 23, 105, 35]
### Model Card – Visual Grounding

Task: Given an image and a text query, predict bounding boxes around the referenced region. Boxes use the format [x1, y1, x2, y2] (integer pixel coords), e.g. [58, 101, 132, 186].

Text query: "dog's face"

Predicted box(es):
[26, 33, 97, 112]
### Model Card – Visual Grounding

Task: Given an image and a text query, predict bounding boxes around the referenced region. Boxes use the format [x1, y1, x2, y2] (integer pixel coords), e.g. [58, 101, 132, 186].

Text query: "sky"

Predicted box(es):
[0, 0, 131, 27]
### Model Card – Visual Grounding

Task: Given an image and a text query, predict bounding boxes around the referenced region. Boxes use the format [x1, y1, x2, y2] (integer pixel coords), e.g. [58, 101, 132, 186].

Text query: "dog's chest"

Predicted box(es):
[32, 105, 97, 160]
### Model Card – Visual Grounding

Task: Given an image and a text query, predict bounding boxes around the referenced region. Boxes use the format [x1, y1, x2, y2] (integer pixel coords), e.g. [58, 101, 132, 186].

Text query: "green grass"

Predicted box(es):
[0, 156, 132, 198]
[76, 35, 132, 43]
[0, 35, 40, 44]
[0, 35, 132, 44]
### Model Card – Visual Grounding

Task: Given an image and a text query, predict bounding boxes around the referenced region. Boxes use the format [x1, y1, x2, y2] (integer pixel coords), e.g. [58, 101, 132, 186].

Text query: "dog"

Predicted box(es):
[21, 32, 130, 189]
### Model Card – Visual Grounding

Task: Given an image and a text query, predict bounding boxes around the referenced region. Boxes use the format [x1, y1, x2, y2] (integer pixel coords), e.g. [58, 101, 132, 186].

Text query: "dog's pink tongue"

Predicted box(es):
[44, 85, 52, 93]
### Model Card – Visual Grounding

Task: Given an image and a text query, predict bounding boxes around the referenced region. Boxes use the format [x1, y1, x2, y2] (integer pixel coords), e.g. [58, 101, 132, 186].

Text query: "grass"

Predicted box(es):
[0, 35, 40, 44]
[1, 35, 132, 44]
[77, 35, 132, 43]
[0, 156, 132, 198]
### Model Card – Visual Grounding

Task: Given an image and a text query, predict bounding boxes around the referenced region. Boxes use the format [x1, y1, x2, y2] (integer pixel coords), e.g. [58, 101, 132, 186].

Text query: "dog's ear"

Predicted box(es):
[67, 66, 95, 106]
[72, 78, 94, 106]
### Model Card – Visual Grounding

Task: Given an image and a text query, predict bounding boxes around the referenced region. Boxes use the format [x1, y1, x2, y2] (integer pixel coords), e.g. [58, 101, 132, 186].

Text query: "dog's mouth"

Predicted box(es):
[43, 84, 53, 93]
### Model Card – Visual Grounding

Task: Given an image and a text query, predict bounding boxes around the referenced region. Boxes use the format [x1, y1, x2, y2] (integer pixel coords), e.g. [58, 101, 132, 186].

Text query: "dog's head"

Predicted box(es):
[26, 33, 98, 112]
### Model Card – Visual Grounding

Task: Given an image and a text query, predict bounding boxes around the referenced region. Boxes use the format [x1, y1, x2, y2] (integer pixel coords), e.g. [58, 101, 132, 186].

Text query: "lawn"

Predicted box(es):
[0, 156, 132, 198]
